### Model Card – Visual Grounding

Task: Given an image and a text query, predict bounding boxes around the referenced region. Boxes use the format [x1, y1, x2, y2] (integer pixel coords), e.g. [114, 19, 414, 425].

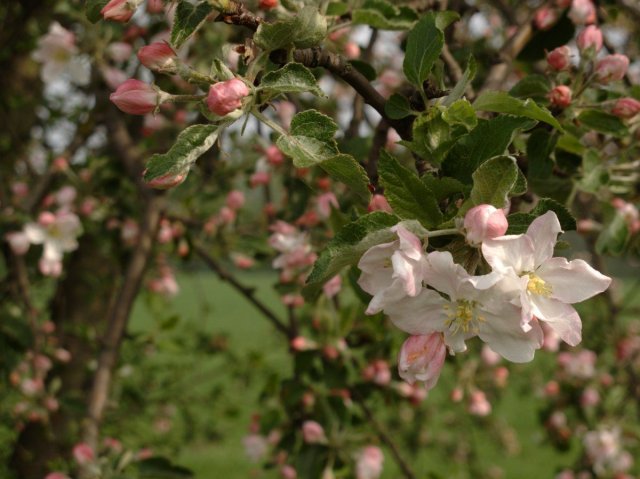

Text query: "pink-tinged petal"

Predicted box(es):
[466, 271, 504, 291]
[537, 257, 611, 304]
[366, 280, 407, 314]
[423, 251, 468, 298]
[479, 305, 543, 363]
[481, 235, 535, 274]
[357, 241, 396, 295]
[392, 224, 423, 261]
[391, 253, 418, 296]
[385, 289, 447, 335]
[526, 211, 562, 268]
[530, 295, 582, 346]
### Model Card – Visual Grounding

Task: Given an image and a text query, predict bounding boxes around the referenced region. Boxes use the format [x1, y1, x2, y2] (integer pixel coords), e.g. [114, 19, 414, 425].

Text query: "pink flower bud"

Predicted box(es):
[226, 190, 245, 210]
[450, 387, 464, 402]
[206, 78, 250, 116]
[580, 387, 600, 407]
[302, 420, 326, 444]
[368, 194, 393, 213]
[259, 0, 278, 9]
[54, 348, 72, 363]
[612, 97, 640, 119]
[107, 42, 133, 62]
[468, 390, 492, 416]
[45, 473, 70, 479]
[232, 253, 254, 269]
[534, 7, 559, 30]
[463, 204, 509, 245]
[147, 0, 164, 13]
[217, 206, 236, 224]
[577, 25, 603, 53]
[280, 465, 297, 479]
[556, 0, 571, 7]
[356, 446, 384, 479]
[595, 54, 629, 84]
[481, 344, 501, 366]
[322, 274, 342, 298]
[548, 85, 572, 108]
[547, 46, 572, 70]
[38, 211, 57, 227]
[266, 145, 285, 166]
[250, 171, 270, 188]
[344, 42, 361, 59]
[101, 0, 139, 22]
[544, 380, 560, 396]
[398, 334, 446, 390]
[5, 232, 30, 255]
[145, 171, 187, 189]
[72, 443, 95, 465]
[137, 42, 177, 72]
[568, 0, 596, 25]
[110, 79, 165, 115]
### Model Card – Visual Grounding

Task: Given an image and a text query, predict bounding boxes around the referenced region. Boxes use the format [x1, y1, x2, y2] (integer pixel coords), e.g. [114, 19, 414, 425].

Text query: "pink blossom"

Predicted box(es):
[282, 294, 304, 308]
[250, 171, 270, 187]
[20, 378, 44, 397]
[45, 473, 70, 479]
[243, 434, 268, 462]
[110, 79, 166, 115]
[362, 360, 391, 386]
[280, 465, 297, 479]
[322, 275, 342, 298]
[147, 0, 164, 13]
[398, 333, 446, 390]
[584, 428, 633, 476]
[568, 0, 596, 25]
[577, 25, 603, 53]
[493, 366, 509, 387]
[548, 85, 572, 108]
[101, 0, 141, 22]
[302, 420, 327, 444]
[32, 22, 79, 82]
[580, 387, 600, 408]
[72, 443, 95, 465]
[344, 42, 361, 59]
[463, 204, 509, 245]
[534, 7, 559, 30]
[595, 54, 630, 84]
[265, 145, 285, 166]
[137, 42, 177, 72]
[356, 446, 384, 479]
[11, 182, 29, 198]
[232, 253, 255, 269]
[316, 192, 339, 219]
[275, 101, 296, 129]
[481, 344, 502, 366]
[468, 390, 492, 416]
[101, 66, 128, 89]
[368, 194, 393, 213]
[206, 78, 250, 116]
[547, 46, 572, 70]
[558, 349, 596, 379]
[226, 190, 245, 210]
[5, 232, 30, 255]
[107, 42, 133, 62]
[157, 220, 174, 244]
[54, 348, 72, 363]
[217, 206, 236, 225]
[259, 0, 278, 9]
[611, 97, 640, 119]
[103, 437, 123, 452]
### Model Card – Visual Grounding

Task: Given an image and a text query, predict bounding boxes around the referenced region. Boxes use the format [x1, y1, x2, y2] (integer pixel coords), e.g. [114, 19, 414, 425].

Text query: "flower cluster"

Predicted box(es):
[358, 209, 611, 390]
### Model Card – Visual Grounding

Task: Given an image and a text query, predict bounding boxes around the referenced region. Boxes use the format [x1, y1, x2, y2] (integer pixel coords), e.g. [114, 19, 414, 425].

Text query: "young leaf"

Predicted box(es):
[527, 129, 557, 180]
[442, 99, 477, 130]
[385, 94, 414, 120]
[254, 6, 327, 51]
[577, 110, 629, 137]
[473, 91, 563, 131]
[290, 110, 338, 141]
[443, 55, 476, 107]
[171, 1, 214, 49]
[276, 135, 338, 168]
[468, 155, 520, 209]
[319, 154, 371, 201]
[378, 150, 443, 227]
[403, 13, 444, 88]
[143, 124, 218, 183]
[352, 0, 418, 30]
[531, 198, 576, 231]
[259, 63, 324, 97]
[85, 0, 109, 23]
[303, 212, 400, 301]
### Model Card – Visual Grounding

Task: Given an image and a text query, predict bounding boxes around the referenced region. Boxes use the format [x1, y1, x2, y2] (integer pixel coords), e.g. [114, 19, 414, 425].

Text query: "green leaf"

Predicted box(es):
[443, 55, 476, 107]
[352, 0, 418, 30]
[303, 212, 399, 300]
[326, 2, 349, 16]
[443, 115, 536, 183]
[319, 154, 371, 201]
[433, 10, 460, 30]
[421, 175, 467, 202]
[556, 133, 585, 155]
[254, 6, 327, 51]
[579, 149, 609, 194]
[473, 91, 563, 131]
[467, 156, 519, 210]
[143, 124, 218, 183]
[378, 150, 442, 227]
[290, 110, 338, 142]
[137, 457, 194, 478]
[403, 13, 444, 87]
[442, 99, 477, 130]
[531, 198, 576, 231]
[509, 74, 551, 102]
[171, 1, 214, 49]
[596, 211, 629, 256]
[277, 135, 338, 168]
[259, 63, 324, 97]
[577, 109, 629, 137]
[506, 213, 536, 234]
[385, 94, 414, 120]
[85, 0, 108, 23]
[527, 129, 557, 179]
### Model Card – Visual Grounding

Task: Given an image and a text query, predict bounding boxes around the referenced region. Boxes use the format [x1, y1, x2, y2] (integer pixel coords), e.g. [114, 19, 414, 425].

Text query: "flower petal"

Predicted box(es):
[393, 224, 423, 261]
[366, 279, 408, 315]
[385, 289, 447, 335]
[530, 295, 582, 346]
[423, 251, 468, 298]
[482, 235, 535, 274]
[478, 305, 543, 363]
[526, 211, 562, 268]
[24, 224, 46, 245]
[538, 257, 611, 304]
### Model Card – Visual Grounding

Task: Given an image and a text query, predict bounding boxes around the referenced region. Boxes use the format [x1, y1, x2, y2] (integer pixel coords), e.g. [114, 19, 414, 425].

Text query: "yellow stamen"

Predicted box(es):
[444, 299, 484, 334]
[527, 273, 552, 297]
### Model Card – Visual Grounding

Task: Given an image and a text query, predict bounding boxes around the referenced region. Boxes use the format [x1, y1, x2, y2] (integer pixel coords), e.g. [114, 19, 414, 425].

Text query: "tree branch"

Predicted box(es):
[193, 242, 291, 337]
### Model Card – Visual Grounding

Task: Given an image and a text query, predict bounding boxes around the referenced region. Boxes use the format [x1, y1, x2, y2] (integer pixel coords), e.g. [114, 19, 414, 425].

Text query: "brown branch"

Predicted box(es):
[193, 242, 291, 337]
[367, 119, 390, 191]
[353, 392, 417, 479]
[214, 0, 262, 31]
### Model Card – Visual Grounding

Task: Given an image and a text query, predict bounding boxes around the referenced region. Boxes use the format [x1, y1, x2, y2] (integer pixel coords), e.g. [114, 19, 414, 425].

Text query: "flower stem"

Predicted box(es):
[427, 228, 462, 238]
[252, 109, 289, 136]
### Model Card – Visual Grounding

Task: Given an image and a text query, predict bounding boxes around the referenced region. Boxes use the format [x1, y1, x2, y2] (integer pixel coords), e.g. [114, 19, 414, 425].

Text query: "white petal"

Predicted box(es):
[481, 235, 535, 274]
[538, 257, 611, 304]
[530, 295, 582, 346]
[385, 289, 447, 335]
[423, 251, 468, 298]
[526, 211, 562, 268]
[393, 224, 424, 261]
[391, 252, 419, 296]
[366, 279, 408, 314]
[478, 305, 543, 363]
[24, 224, 47, 245]
[357, 241, 396, 295]
[43, 241, 63, 262]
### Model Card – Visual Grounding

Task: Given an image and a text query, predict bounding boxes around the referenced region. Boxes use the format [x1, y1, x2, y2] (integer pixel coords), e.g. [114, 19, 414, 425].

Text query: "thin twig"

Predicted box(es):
[193, 242, 291, 337]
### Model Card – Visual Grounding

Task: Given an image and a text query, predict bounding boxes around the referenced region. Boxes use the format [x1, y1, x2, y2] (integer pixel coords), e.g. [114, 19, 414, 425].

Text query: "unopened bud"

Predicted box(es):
[137, 42, 177, 73]
[101, 0, 141, 22]
[110, 79, 168, 115]
[398, 333, 446, 390]
[576, 25, 603, 53]
[611, 97, 640, 119]
[206, 78, 250, 116]
[463, 204, 509, 245]
[595, 54, 629, 84]
[548, 85, 572, 108]
[547, 46, 571, 71]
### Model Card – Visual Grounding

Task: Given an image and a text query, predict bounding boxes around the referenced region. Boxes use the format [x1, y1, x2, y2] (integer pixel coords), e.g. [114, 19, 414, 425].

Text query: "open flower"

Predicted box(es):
[481, 211, 611, 346]
[384, 251, 543, 362]
[357, 225, 426, 314]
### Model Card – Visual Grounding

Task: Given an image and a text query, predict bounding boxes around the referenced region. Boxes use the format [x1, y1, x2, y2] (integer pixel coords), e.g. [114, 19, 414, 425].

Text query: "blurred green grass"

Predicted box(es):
[129, 268, 581, 479]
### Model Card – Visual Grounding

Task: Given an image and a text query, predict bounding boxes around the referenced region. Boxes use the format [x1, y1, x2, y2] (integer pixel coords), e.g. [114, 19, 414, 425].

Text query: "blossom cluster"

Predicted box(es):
[357, 207, 611, 391]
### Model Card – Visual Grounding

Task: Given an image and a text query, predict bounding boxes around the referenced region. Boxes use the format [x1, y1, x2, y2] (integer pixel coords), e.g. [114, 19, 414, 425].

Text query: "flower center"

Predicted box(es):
[444, 299, 484, 334]
[526, 273, 552, 297]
